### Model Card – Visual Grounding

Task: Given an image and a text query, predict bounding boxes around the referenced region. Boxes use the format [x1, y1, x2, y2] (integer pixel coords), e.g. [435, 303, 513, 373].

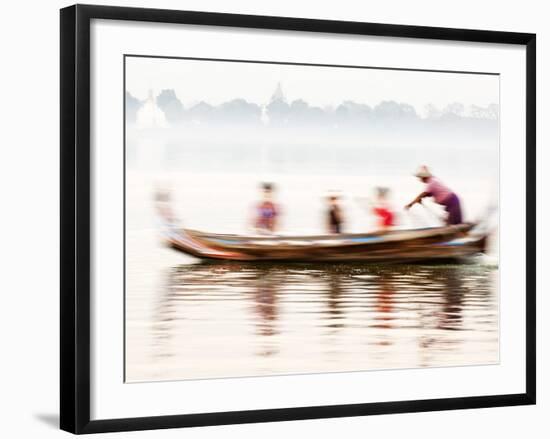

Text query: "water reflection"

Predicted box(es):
[148, 262, 497, 381]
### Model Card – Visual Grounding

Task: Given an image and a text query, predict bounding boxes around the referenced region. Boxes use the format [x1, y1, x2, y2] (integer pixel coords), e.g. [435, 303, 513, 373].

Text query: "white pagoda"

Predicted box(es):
[136, 89, 168, 129]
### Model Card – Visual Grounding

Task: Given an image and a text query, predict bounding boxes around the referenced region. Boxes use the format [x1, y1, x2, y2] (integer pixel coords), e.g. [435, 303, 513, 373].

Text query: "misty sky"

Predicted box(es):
[125, 56, 499, 115]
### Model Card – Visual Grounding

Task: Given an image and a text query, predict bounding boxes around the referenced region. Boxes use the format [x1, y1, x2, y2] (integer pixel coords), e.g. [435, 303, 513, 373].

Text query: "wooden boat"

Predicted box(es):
[162, 223, 487, 263]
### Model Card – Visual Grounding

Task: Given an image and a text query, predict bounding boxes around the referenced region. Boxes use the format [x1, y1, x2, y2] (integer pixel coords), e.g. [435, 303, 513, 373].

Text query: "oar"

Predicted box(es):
[404, 201, 444, 225]
[420, 202, 445, 223]
[404, 208, 430, 227]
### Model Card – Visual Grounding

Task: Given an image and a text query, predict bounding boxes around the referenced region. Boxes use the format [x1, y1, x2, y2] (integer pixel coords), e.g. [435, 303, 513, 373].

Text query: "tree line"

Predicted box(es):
[126, 89, 499, 128]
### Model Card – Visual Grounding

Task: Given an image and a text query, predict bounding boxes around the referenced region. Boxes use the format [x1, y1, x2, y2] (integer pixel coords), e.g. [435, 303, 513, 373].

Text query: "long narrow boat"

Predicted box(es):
[162, 223, 487, 263]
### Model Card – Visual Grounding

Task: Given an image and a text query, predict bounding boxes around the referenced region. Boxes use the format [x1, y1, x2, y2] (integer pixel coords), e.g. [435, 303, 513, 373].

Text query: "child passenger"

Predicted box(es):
[372, 187, 395, 230]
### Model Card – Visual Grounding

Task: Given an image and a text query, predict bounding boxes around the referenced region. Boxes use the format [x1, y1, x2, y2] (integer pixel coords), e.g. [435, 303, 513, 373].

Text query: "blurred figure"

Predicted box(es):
[154, 187, 177, 225]
[327, 194, 344, 234]
[405, 165, 463, 225]
[372, 187, 395, 231]
[254, 183, 278, 233]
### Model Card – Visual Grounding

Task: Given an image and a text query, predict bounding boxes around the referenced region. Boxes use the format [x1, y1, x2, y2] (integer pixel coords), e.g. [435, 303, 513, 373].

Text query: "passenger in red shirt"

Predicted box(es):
[372, 187, 395, 230]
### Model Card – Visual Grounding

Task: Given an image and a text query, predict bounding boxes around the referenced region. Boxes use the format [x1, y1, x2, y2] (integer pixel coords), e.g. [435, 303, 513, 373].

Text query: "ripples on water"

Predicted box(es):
[131, 262, 498, 382]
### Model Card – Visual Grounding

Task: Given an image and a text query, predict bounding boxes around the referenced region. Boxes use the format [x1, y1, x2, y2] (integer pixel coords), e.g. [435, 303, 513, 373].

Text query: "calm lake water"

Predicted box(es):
[125, 168, 499, 382]
[127, 260, 498, 382]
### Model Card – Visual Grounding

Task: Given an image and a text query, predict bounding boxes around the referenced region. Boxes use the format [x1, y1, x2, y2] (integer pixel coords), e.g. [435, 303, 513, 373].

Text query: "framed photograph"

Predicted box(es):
[60, 4, 536, 434]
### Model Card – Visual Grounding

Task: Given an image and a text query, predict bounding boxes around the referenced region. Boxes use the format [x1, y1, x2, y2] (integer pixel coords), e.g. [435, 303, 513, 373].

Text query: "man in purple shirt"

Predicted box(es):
[405, 166, 463, 225]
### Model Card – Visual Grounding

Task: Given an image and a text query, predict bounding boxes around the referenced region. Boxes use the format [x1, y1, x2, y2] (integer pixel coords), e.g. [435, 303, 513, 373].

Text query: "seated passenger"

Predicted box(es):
[327, 194, 344, 234]
[372, 187, 395, 230]
[255, 183, 278, 233]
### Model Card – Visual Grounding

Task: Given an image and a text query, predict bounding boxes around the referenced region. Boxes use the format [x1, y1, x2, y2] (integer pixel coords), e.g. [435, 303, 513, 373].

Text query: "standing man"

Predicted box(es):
[405, 166, 463, 225]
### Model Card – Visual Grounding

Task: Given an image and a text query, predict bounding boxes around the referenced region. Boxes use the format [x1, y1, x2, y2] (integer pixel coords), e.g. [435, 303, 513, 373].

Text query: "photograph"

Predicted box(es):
[124, 55, 500, 383]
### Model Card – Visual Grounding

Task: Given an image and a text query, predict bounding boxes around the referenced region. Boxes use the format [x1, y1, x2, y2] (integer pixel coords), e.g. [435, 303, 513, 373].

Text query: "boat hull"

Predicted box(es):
[163, 225, 487, 263]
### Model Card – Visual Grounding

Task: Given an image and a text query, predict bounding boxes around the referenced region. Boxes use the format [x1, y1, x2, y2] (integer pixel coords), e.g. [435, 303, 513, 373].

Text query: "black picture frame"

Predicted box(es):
[60, 4, 536, 434]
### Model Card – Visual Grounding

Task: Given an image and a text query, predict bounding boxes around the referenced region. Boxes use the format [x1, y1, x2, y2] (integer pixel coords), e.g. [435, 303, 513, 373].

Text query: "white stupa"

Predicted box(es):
[270, 82, 286, 103]
[260, 82, 286, 125]
[136, 89, 168, 129]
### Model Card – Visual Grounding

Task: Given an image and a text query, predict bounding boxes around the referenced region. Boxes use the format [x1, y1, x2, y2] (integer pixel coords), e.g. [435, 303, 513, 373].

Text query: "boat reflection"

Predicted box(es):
[149, 261, 497, 380]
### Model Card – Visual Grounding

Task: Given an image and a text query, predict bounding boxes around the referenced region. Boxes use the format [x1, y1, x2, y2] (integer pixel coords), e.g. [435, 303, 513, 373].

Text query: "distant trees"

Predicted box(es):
[334, 101, 372, 127]
[214, 99, 262, 125]
[424, 102, 498, 121]
[125, 92, 142, 124]
[151, 90, 265, 125]
[156, 89, 185, 124]
[187, 101, 214, 124]
[425, 103, 441, 120]
[372, 101, 418, 121]
[470, 103, 499, 120]
[126, 87, 499, 130]
[287, 99, 325, 126]
[444, 102, 465, 117]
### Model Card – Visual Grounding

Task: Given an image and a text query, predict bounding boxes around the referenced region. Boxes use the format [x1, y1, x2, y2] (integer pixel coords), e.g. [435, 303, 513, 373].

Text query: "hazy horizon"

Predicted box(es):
[125, 56, 499, 117]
